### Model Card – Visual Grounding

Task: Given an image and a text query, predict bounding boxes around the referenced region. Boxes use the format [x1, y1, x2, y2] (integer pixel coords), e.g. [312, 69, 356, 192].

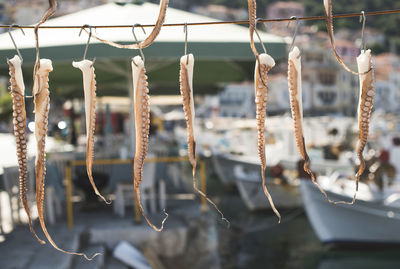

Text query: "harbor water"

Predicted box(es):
[204, 169, 400, 269]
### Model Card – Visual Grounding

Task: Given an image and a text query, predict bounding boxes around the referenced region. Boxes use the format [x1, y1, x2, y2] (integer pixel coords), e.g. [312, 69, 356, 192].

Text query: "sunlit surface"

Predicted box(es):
[27, 122, 35, 133]
[57, 121, 67, 130]
[0, 192, 13, 234]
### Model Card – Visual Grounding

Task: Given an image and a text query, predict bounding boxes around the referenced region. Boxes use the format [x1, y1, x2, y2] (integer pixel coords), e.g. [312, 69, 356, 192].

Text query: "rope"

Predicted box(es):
[1, 9, 400, 30]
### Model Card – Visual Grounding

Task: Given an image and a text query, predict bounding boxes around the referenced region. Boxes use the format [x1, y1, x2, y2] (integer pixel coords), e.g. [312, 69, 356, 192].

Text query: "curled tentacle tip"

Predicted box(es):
[96, 192, 112, 205]
[275, 213, 282, 224]
[222, 217, 230, 228]
[151, 209, 169, 232]
[333, 199, 355, 205]
[83, 252, 102, 261]
[102, 197, 112, 205]
[161, 208, 169, 224]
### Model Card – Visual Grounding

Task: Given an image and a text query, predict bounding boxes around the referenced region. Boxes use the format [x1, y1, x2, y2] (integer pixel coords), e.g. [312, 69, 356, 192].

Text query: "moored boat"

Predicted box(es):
[213, 153, 302, 210]
[301, 178, 400, 244]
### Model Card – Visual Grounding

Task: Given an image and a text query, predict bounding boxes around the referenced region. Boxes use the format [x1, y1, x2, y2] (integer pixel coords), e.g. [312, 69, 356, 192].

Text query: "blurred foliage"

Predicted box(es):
[0, 92, 12, 123]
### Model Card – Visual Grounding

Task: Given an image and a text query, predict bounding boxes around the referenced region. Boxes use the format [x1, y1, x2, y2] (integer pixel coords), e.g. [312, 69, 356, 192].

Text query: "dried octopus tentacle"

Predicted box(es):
[288, 47, 347, 204]
[132, 56, 168, 231]
[8, 55, 45, 245]
[247, 0, 258, 57]
[323, 0, 362, 75]
[351, 49, 375, 204]
[89, 0, 168, 50]
[247, 0, 268, 89]
[33, 59, 100, 260]
[33, 0, 57, 71]
[179, 54, 229, 226]
[72, 60, 110, 204]
[255, 53, 281, 222]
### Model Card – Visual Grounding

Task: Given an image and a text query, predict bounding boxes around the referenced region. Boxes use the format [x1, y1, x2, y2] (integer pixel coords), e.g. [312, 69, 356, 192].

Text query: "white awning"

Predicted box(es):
[0, 2, 285, 50]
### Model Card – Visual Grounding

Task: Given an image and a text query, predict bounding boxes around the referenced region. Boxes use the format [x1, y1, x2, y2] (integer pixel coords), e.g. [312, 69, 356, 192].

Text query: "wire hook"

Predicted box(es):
[287, 16, 301, 52]
[132, 24, 146, 66]
[8, 25, 31, 98]
[359, 11, 366, 51]
[254, 18, 267, 54]
[184, 22, 189, 64]
[8, 24, 25, 62]
[79, 24, 92, 60]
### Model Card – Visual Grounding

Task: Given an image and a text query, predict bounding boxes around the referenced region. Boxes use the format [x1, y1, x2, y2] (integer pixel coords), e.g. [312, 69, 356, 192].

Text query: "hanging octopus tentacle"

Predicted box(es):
[247, 0, 280, 221]
[179, 54, 229, 226]
[33, 0, 57, 72]
[132, 56, 168, 231]
[72, 60, 111, 204]
[247, 0, 258, 57]
[288, 47, 348, 204]
[351, 49, 375, 204]
[323, 0, 364, 75]
[255, 54, 281, 222]
[33, 59, 100, 260]
[89, 0, 168, 50]
[8, 55, 45, 245]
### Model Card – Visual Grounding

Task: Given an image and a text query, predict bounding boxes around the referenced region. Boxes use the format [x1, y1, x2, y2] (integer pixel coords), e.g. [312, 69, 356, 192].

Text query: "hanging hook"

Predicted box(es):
[33, 0, 57, 71]
[184, 22, 189, 64]
[359, 11, 366, 51]
[79, 24, 92, 60]
[8, 25, 31, 98]
[8, 24, 25, 62]
[132, 24, 146, 66]
[287, 16, 301, 52]
[254, 18, 267, 54]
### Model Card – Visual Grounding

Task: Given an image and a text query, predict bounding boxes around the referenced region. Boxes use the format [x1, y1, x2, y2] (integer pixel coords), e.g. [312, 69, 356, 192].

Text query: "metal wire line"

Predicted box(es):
[1, 9, 400, 29]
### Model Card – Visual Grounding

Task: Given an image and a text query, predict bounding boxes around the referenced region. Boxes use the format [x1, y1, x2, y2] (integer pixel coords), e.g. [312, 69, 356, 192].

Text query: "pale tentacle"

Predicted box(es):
[72, 60, 111, 204]
[247, 0, 258, 57]
[179, 54, 229, 226]
[33, 0, 57, 73]
[132, 56, 168, 231]
[248, 2, 278, 216]
[8, 55, 45, 245]
[351, 50, 375, 204]
[89, 0, 168, 50]
[255, 54, 281, 222]
[34, 59, 100, 260]
[288, 47, 348, 204]
[323, 0, 361, 75]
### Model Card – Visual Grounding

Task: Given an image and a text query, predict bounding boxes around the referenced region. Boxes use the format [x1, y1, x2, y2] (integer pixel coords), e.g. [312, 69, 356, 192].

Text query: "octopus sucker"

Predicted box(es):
[132, 56, 168, 231]
[179, 54, 229, 226]
[254, 53, 281, 222]
[288, 47, 344, 204]
[352, 49, 375, 204]
[8, 55, 45, 245]
[33, 59, 99, 260]
[72, 60, 110, 204]
[323, 0, 361, 75]
[89, 0, 168, 50]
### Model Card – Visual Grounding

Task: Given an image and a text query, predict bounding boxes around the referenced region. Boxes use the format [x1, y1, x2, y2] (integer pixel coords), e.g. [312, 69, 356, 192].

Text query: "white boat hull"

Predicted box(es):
[213, 153, 302, 210]
[211, 154, 237, 186]
[301, 180, 400, 244]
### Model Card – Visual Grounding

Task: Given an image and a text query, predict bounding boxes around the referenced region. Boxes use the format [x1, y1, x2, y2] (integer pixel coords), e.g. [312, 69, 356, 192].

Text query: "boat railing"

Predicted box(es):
[384, 193, 400, 206]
